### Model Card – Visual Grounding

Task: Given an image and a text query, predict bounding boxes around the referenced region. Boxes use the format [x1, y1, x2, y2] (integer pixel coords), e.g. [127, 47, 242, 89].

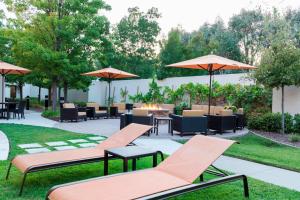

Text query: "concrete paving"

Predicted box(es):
[0, 110, 57, 127]
[0, 131, 9, 160]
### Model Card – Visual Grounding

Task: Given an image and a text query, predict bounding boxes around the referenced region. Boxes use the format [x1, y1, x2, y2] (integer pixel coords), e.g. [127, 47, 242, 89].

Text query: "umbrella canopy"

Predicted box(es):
[0, 61, 31, 75]
[167, 54, 256, 115]
[83, 67, 138, 79]
[167, 54, 256, 71]
[0, 61, 31, 104]
[83, 67, 138, 108]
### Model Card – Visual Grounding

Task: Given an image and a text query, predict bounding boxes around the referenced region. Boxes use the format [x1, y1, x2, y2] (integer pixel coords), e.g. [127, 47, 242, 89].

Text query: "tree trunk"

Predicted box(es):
[48, 87, 51, 105]
[38, 86, 41, 103]
[51, 81, 58, 112]
[19, 84, 23, 100]
[58, 87, 61, 99]
[281, 85, 285, 134]
[63, 82, 68, 102]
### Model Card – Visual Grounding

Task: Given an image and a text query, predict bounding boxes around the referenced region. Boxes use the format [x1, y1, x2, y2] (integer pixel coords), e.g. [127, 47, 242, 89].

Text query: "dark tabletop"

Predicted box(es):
[105, 146, 158, 159]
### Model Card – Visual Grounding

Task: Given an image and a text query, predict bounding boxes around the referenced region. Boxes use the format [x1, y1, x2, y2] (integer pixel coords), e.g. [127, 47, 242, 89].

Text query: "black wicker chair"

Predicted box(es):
[13, 101, 25, 119]
[86, 103, 107, 119]
[60, 103, 87, 122]
[208, 110, 237, 134]
[131, 109, 154, 136]
[170, 112, 208, 137]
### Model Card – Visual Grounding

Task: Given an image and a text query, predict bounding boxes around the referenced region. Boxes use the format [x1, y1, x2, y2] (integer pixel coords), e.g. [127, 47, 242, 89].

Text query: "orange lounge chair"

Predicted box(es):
[6, 123, 152, 196]
[46, 135, 249, 200]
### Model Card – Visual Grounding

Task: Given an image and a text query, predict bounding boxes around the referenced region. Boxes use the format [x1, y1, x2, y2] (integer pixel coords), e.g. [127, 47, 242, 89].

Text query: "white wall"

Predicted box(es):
[88, 73, 254, 105]
[272, 86, 300, 116]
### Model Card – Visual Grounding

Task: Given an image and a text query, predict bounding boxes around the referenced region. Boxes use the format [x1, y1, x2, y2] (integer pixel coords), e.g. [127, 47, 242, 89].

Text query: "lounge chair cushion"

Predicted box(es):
[182, 110, 205, 117]
[133, 103, 143, 108]
[156, 135, 235, 183]
[48, 135, 235, 200]
[78, 112, 86, 116]
[114, 103, 126, 111]
[191, 105, 203, 110]
[132, 108, 149, 116]
[220, 110, 233, 116]
[192, 105, 212, 114]
[87, 103, 100, 111]
[48, 169, 189, 200]
[214, 106, 224, 115]
[12, 124, 152, 173]
[95, 110, 107, 114]
[118, 109, 126, 114]
[160, 104, 175, 114]
[13, 148, 104, 173]
[63, 103, 75, 109]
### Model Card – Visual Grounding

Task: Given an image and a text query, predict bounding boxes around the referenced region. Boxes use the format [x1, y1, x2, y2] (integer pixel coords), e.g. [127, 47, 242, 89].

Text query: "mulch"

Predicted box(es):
[251, 130, 300, 148]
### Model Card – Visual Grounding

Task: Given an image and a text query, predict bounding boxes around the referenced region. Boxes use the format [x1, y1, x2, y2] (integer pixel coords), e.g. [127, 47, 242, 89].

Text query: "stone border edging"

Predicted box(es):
[251, 131, 300, 149]
[0, 130, 10, 160]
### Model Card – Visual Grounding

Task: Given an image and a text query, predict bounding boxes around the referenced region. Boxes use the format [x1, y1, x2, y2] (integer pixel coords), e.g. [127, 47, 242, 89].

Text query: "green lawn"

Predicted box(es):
[0, 124, 300, 199]
[225, 133, 300, 172]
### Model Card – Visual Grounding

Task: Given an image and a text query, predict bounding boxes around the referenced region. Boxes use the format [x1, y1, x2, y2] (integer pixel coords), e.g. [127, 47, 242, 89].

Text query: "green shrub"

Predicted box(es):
[293, 114, 300, 133]
[174, 102, 189, 115]
[42, 110, 60, 118]
[288, 134, 300, 143]
[248, 112, 293, 133]
[73, 101, 86, 107]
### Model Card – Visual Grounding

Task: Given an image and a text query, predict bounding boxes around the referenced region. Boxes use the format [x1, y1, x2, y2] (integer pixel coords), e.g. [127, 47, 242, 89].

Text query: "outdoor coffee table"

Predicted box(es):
[154, 116, 173, 135]
[104, 146, 163, 175]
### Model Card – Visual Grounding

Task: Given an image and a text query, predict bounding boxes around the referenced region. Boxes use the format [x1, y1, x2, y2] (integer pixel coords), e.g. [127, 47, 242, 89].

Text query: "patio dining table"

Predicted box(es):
[0, 102, 18, 120]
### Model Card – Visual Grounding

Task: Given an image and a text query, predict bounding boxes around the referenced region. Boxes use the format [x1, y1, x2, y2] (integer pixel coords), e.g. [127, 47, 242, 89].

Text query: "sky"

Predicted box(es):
[1, 0, 300, 36]
[104, 0, 300, 36]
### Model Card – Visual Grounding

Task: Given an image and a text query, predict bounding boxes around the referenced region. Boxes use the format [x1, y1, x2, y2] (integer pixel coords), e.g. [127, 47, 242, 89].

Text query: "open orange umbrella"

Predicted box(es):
[83, 67, 138, 106]
[167, 54, 257, 114]
[0, 61, 31, 103]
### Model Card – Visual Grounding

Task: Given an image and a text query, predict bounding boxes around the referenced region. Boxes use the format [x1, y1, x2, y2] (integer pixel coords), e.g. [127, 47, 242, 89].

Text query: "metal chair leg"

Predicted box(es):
[5, 162, 12, 180]
[19, 173, 28, 196]
[157, 151, 164, 161]
[243, 175, 249, 198]
[199, 174, 204, 182]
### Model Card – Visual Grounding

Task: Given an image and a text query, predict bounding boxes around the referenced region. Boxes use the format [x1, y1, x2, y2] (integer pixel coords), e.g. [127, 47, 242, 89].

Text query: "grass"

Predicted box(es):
[41, 110, 60, 118]
[0, 124, 300, 199]
[225, 133, 300, 172]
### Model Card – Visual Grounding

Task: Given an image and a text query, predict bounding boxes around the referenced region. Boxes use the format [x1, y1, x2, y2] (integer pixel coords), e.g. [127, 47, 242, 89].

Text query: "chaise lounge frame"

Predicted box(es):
[46, 135, 249, 200]
[5, 123, 152, 196]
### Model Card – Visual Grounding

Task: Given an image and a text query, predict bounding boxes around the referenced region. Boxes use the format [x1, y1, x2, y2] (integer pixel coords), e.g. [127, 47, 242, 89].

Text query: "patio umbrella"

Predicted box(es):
[167, 54, 256, 114]
[82, 67, 138, 106]
[0, 61, 31, 104]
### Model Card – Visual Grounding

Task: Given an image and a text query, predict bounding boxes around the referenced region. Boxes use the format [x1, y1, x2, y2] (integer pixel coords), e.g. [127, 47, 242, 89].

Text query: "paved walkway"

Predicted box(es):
[0, 131, 9, 160]
[0, 110, 57, 127]
[0, 111, 300, 192]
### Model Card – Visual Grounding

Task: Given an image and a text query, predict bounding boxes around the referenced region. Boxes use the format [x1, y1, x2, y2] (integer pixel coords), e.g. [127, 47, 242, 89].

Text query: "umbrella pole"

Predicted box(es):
[208, 65, 213, 115]
[1, 75, 3, 103]
[108, 80, 111, 107]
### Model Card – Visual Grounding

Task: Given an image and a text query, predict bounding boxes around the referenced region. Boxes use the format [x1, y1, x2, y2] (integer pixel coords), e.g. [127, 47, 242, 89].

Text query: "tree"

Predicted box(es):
[229, 9, 264, 65]
[285, 8, 300, 48]
[254, 14, 300, 133]
[110, 7, 161, 78]
[5, 0, 111, 111]
[157, 27, 188, 79]
[158, 19, 242, 79]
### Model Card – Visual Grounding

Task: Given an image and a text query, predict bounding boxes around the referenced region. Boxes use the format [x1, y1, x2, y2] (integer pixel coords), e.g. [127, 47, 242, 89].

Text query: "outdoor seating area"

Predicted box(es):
[1, 1, 300, 200]
[0, 100, 26, 120]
